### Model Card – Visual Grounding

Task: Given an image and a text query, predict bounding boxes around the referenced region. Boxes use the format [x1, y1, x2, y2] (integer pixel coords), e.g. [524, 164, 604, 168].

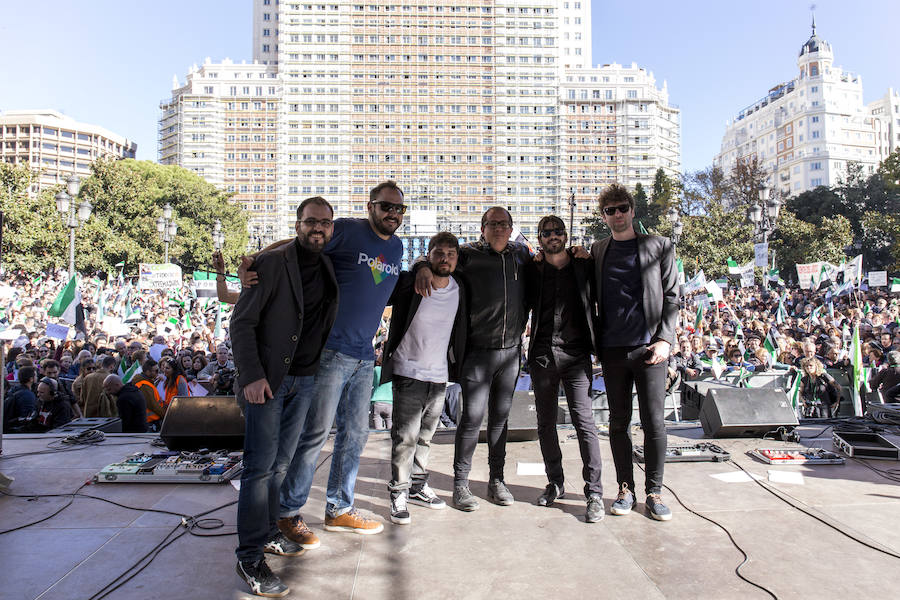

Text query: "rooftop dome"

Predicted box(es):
[799, 17, 831, 57]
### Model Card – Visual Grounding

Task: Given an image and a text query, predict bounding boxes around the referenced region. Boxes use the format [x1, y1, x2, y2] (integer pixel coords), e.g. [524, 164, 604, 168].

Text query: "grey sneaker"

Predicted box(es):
[646, 493, 672, 521]
[236, 558, 289, 598]
[390, 490, 411, 525]
[487, 478, 514, 506]
[409, 483, 447, 509]
[537, 483, 564, 507]
[586, 494, 604, 523]
[610, 483, 636, 516]
[452, 485, 480, 512]
[263, 532, 306, 557]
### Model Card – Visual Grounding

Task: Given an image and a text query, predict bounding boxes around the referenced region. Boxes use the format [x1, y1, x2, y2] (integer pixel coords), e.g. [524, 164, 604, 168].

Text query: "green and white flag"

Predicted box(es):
[788, 371, 802, 409]
[727, 257, 741, 275]
[764, 328, 779, 365]
[675, 258, 685, 286]
[710, 355, 725, 380]
[775, 297, 787, 324]
[48, 276, 81, 325]
[182, 312, 192, 332]
[694, 304, 704, 329]
[213, 303, 223, 339]
[124, 300, 141, 323]
[635, 220, 648, 235]
[118, 357, 142, 383]
[890, 277, 900, 293]
[850, 324, 865, 416]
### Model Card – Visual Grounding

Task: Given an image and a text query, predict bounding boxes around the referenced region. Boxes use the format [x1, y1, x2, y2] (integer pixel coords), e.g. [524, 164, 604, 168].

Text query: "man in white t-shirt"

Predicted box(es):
[379, 232, 468, 524]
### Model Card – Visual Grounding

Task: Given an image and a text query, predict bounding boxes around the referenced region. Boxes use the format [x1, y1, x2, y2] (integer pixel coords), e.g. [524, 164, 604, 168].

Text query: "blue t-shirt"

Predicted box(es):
[324, 218, 402, 360]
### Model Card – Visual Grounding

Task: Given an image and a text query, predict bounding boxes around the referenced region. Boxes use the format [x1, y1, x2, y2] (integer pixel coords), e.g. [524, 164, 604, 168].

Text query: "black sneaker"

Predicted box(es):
[486, 478, 514, 506]
[537, 483, 564, 507]
[409, 483, 447, 509]
[646, 493, 672, 521]
[263, 532, 306, 557]
[586, 494, 604, 523]
[610, 483, 636, 516]
[452, 485, 480, 512]
[236, 559, 290, 598]
[390, 490, 411, 524]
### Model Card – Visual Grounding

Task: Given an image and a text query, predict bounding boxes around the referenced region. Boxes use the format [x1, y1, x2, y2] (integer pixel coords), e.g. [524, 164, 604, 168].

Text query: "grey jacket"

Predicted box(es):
[590, 233, 680, 347]
[230, 241, 338, 394]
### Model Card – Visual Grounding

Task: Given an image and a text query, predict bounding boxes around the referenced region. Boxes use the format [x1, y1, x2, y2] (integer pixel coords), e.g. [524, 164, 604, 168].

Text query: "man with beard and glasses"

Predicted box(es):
[524, 216, 604, 523]
[379, 232, 467, 524]
[590, 183, 679, 522]
[231, 196, 339, 598]
[415, 206, 531, 511]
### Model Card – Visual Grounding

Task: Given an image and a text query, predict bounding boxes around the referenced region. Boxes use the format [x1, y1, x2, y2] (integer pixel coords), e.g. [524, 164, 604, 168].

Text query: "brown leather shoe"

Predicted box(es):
[323, 508, 384, 535]
[276, 515, 321, 549]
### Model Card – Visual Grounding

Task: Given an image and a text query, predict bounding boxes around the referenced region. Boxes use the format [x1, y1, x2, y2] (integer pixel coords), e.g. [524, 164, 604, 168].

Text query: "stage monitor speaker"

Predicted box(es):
[478, 390, 538, 443]
[160, 395, 245, 451]
[700, 387, 798, 437]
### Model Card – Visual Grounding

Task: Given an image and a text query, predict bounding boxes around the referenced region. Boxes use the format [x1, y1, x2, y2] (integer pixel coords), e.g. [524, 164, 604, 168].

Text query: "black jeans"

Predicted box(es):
[453, 346, 520, 486]
[600, 347, 668, 494]
[530, 349, 603, 497]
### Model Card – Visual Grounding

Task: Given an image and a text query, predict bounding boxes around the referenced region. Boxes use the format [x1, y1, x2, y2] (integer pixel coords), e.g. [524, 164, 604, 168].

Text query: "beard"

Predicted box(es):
[429, 262, 452, 277]
[370, 210, 400, 236]
[298, 230, 328, 252]
[541, 238, 566, 255]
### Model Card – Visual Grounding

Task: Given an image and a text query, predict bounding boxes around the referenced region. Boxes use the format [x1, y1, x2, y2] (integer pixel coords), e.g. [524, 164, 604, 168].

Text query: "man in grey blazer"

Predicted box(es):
[590, 184, 679, 522]
[231, 196, 339, 598]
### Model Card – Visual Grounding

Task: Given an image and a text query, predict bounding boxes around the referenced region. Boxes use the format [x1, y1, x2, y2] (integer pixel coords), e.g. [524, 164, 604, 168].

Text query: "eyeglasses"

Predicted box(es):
[300, 218, 334, 228]
[371, 201, 407, 214]
[602, 204, 631, 216]
[484, 220, 511, 230]
[539, 228, 566, 238]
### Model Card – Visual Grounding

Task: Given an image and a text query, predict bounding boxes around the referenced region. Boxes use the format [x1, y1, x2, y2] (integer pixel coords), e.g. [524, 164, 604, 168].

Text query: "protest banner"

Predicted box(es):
[867, 271, 887, 288]
[139, 264, 182, 290]
[45, 323, 70, 340]
[795, 261, 826, 290]
[754, 242, 768, 268]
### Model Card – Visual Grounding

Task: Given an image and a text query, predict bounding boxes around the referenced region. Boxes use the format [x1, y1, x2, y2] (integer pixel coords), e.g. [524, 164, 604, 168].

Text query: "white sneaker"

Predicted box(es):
[390, 490, 411, 524]
[409, 483, 447, 510]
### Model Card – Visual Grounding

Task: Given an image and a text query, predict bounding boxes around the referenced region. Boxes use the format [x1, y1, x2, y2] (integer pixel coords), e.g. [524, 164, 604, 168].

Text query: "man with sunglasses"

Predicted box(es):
[415, 206, 531, 511]
[276, 180, 404, 541]
[524, 216, 604, 522]
[591, 184, 679, 522]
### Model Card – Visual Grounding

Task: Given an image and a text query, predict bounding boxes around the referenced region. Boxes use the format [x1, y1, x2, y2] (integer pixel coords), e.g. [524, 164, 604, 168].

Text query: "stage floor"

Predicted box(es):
[2, 424, 900, 600]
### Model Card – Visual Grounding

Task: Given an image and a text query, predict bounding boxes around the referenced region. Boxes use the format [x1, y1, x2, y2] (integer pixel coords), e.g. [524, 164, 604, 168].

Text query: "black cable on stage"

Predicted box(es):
[0, 481, 90, 535]
[851, 457, 900, 484]
[798, 424, 832, 439]
[634, 463, 778, 599]
[727, 459, 900, 560]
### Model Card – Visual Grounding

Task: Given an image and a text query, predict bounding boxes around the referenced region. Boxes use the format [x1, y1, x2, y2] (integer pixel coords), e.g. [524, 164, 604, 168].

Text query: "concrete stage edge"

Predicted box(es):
[2, 425, 900, 600]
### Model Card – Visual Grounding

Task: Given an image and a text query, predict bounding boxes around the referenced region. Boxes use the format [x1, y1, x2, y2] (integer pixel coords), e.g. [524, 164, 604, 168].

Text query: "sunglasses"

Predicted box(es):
[372, 201, 407, 214]
[540, 228, 566, 238]
[602, 204, 631, 216]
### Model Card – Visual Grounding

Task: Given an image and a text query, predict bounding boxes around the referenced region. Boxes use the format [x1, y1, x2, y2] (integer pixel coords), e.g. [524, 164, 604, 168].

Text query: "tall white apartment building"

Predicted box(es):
[161, 1, 682, 249]
[560, 63, 680, 240]
[0, 110, 136, 192]
[715, 23, 883, 197]
[868, 88, 900, 161]
[159, 59, 282, 242]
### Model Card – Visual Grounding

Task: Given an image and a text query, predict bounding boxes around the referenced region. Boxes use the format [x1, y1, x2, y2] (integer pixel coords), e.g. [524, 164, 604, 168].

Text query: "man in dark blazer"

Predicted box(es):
[380, 231, 467, 524]
[231, 196, 339, 598]
[590, 183, 679, 522]
[525, 215, 604, 523]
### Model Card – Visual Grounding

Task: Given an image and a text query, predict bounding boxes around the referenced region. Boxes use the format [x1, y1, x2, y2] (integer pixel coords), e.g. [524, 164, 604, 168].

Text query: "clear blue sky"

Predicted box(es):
[2, 0, 897, 173]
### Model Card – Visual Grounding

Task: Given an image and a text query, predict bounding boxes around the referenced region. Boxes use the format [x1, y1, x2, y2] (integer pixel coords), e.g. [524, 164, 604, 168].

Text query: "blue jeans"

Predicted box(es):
[279, 349, 374, 518]
[235, 375, 316, 563]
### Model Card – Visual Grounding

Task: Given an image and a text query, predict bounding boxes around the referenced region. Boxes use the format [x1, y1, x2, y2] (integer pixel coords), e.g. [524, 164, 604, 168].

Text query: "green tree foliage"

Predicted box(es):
[679, 166, 727, 215]
[0, 163, 69, 273]
[670, 203, 755, 278]
[725, 156, 769, 211]
[0, 159, 248, 276]
[581, 210, 609, 240]
[769, 211, 853, 279]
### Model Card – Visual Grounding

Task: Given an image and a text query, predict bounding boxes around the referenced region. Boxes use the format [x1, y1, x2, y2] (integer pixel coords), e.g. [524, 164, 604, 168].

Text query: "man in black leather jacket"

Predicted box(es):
[416, 206, 531, 511]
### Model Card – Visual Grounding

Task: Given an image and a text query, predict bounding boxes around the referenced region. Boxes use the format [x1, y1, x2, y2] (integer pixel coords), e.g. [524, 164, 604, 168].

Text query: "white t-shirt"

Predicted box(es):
[392, 277, 459, 383]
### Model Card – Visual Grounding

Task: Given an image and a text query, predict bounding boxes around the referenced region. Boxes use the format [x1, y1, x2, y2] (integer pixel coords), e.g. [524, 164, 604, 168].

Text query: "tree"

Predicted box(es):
[668, 203, 755, 278]
[769, 210, 852, 280]
[581, 210, 609, 241]
[0, 159, 248, 276]
[725, 156, 769, 211]
[679, 166, 727, 215]
[0, 163, 70, 273]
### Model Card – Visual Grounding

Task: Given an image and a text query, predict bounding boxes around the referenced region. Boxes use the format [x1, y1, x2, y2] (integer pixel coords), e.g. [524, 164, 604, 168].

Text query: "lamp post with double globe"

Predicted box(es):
[54, 174, 92, 277]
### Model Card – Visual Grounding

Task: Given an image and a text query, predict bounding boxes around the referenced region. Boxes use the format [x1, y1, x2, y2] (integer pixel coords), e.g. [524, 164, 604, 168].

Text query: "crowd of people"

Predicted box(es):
[2, 179, 899, 599]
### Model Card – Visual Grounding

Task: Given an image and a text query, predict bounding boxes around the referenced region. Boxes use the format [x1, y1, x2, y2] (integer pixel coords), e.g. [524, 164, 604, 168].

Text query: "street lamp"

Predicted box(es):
[666, 206, 683, 245]
[156, 202, 178, 263]
[747, 188, 781, 288]
[55, 174, 92, 277]
[212, 219, 225, 251]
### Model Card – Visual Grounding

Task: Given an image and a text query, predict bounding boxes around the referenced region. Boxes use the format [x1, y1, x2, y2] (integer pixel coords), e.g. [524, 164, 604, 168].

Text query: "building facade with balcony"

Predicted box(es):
[715, 23, 884, 198]
[0, 110, 136, 193]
